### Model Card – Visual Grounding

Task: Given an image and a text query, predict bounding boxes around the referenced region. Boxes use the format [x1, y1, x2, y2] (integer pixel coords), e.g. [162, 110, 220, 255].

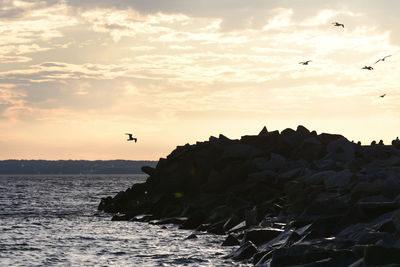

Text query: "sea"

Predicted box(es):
[0, 174, 243, 266]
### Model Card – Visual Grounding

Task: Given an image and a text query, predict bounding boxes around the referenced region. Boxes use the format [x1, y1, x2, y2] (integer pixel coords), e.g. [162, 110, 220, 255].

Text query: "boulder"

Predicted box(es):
[222, 234, 240, 246]
[141, 165, 156, 175]
[185, 233, 198, 239]
[263, 153, 287, 173]
[364, 246, 400, 266]
[392, 138, 400, 149]
[269, 245, 355, 267]
[281, 128, 300, 148]
[221, 144, 264, 160]
[296, 137, 323, 161]
[326, 137, 355, 163]
[296, 125, 311, 138]
[230, 241, 258, 261]
[323, 169, 353, 192]
[259, 126, 268, 136]
[243, 227, 284, 246]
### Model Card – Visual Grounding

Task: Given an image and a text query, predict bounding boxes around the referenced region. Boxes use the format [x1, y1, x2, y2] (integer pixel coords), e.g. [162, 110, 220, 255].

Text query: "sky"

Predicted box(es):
[1, 0, 400, 160]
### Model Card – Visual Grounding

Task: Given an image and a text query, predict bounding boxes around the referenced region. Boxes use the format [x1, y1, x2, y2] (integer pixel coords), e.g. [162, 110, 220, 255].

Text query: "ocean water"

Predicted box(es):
[0, 175, 240, 266]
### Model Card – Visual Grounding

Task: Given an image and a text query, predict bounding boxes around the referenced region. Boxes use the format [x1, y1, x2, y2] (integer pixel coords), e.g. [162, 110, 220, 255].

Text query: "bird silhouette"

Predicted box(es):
[332, 22, 344, 28]
[380, 94, 386, 98]
[125, 133, 137, 142]
[299, 60, 312, 65]
[375, 55, 392, 64]
[361, 66, 373, 70]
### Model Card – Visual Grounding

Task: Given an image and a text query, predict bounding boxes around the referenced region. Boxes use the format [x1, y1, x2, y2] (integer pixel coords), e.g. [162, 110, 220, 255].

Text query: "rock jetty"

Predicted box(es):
[99, 126, 400, 266]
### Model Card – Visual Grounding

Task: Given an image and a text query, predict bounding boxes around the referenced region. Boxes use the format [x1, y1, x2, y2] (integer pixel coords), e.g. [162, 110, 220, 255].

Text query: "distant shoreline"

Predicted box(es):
[0, 160, 158, 174]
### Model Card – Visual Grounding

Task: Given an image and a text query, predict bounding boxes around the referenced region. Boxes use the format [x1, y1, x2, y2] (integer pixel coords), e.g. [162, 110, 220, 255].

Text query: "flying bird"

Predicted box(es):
[332, 22, 344, 28]
[125, 133, 137, 142]
[380, 94, 386, 98]
[299, 60, 312, 65]
[375, 55, 392, 64]
[361, 66, 373, 70]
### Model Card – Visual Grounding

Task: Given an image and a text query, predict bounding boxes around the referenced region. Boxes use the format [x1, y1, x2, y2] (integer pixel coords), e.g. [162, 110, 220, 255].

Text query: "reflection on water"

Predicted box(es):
[0, 175, 237, 266]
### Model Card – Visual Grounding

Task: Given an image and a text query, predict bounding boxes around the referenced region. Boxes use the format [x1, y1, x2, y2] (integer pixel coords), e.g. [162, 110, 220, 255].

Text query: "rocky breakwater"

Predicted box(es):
[99, 126, 400, 266]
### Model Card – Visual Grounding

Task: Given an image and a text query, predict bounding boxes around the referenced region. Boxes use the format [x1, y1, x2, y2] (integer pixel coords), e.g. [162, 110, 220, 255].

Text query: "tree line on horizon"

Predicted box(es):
[0, 160, 157, 174]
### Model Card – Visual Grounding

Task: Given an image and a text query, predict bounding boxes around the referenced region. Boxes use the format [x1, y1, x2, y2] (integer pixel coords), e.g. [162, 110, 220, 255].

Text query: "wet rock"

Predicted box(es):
[180, 212, 206, 229]
[185, 233, 198, 240]
[230, 241, 258, 261]
[207, 221, 226, 235]
[243, 227, 284, 246]
[222, 234, 240, 246]
[228, 221, 247, 233]
[223, 215, 241, 232]
[153, 217, 187, 225]
[111, 213, 131, 221]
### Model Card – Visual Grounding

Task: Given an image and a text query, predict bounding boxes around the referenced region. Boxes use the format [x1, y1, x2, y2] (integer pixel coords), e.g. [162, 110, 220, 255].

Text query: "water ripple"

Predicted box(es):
[0, 175, 242, 266]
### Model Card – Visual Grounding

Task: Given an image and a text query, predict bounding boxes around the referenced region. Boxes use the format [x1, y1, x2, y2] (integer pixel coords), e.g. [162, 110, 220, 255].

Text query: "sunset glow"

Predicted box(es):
[1, 0, 400, 160]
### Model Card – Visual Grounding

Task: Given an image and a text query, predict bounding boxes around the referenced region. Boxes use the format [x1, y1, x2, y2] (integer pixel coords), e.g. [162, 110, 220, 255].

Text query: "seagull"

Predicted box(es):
[375, 55, 392, 64]
[299, 60, 312, 65]
[361, 66, 373, 70]
[380, 94, 386, 98]
[332, 22, 344, 28]
[125, 133, 137, 142]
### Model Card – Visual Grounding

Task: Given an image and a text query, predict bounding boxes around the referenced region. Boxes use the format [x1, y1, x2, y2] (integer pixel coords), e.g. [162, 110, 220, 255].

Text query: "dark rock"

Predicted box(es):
[270, 245, 355, 267]
[392, 137, 400, 149]
[129, 214, 154, 222]
[253, 250, 273, 265]
[296, 137, 323, 161]
[243, 227, 284, 246]
[185, 233, 198, 239]
[326, 137, 355, 163]
[258, 229, 301, 252]
[196, 223, 211, 232]
[221, 144, 264, 160]
[207, 221, 226, 235]
[364, 246, 400, 266]
[259, 126, 268, 136]
[245, 206, 258, 227]
[111, 213, 131, 221]
[228, 221, 247, 233]
[391, 209, 400, 232]
[323, 169, 352, 191]
[296, 125, 310, 137]
[223, 215, 241, 232]
[355, 202, 400, 218]
[180, 212, 206, 229]
[141, 165, 156, 175]
[281, 127, 300, 149]
[230, 241, 258, 261]
[98, 125, 400, 265]
[222, 234, 240, 246]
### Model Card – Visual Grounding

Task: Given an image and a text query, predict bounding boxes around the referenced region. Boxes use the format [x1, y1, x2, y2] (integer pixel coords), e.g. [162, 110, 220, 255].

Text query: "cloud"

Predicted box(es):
[2, 0, 400, 160]
[80, 8, 189, 41]
[0, 0, 77, 63]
